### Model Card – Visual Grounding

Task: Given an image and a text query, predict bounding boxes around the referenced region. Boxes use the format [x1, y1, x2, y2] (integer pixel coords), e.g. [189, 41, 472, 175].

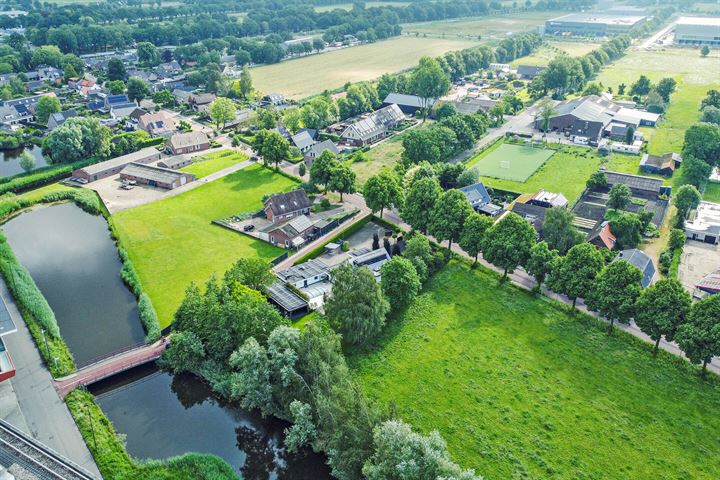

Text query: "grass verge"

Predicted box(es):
[180, 150, 247, 178]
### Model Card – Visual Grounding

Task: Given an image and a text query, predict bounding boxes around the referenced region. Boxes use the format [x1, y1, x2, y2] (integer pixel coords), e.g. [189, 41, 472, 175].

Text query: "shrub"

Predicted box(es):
[139, 293, 161, 342]
[342, 240, 350, 252]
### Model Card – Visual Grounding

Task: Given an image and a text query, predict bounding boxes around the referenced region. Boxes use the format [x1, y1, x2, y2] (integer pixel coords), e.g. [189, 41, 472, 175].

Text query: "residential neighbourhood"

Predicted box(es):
[0, 1, 718, 480]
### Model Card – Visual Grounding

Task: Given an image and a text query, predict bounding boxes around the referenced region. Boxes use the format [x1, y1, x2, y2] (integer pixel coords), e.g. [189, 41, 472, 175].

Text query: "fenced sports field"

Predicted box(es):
[472, 143, 555, 181]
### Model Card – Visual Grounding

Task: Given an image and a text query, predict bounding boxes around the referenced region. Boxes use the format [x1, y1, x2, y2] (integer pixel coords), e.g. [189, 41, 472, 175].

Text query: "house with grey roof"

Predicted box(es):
[167, 131, 209, 155]
[73, 147, 162, 182]
[613, 248, 656, 288]
[291, 130, 315, 152]
[382, 93, 435, 116]
[263, 190, 312, 224]
[516, 65, 545, 79]
[305, 140, 339, 163]
[340, 104, 405, 146]
[120, 162, 195, 189]
[536, 95, 617, 140]
[685, 201, 720, 245]
[459, 182, 492, 210]
[47, 109, 78, 131]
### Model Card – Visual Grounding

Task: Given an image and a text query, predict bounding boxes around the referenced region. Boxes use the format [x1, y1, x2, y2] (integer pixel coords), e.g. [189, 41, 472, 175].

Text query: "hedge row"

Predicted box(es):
[0, 160, 90, 196]
[295, 213, 369, 264]
[117, 246, 161, 342]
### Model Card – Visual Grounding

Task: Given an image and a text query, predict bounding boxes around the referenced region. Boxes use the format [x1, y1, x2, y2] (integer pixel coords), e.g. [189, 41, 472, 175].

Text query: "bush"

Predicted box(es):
[139, 293, 161, 342]
[342, 240, 350, 252]
[122, 453, 239, 480]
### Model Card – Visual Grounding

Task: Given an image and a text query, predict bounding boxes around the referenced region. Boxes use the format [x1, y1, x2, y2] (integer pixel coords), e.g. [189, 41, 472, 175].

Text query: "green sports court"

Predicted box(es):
[471, 143, 555, 181]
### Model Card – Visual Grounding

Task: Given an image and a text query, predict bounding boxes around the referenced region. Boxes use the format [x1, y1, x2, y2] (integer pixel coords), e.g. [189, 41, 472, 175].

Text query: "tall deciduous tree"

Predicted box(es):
[325, 264, 389, 345]
[682, 123, 720, 167]
[107, 57, 127, 81]
[363, 172, 403, 219]
[543, 207, 583, 255]
[19, 151, 36, 173]
[586, 260, 643, 332]
[209, 97, 237, 129]
[675, 295, 720, 375]
[481, 212, 536, 278]
[630, 75, 652, 96]
[380, 256, 421, 312]
[309, 150, 337, 188]
[608, 184, 631, 210]
[458, 212, 493, 263]
[34, 95, 61, 124]
[548, 243, 604, 309]
[240, 64, 253, 99]
[137, 41, 161, 67]
[224, 258, 274, 292]
[429, 189, 473, 250]
[611, 212, 644, 249]
[402, 177, 442, 234]
[253, 130, 290, 170]
[327, 163, 356, 201]
[127, 76, 150, 103]
[525, 241, 559, 291]
[635, 279, 691, 355]
[409, 56, 451, 121]
[674, 184, 701, 218]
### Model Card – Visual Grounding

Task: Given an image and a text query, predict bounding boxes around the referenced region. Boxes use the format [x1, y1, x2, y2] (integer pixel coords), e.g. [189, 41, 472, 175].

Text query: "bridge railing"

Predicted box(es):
[75, 341, 148, 369]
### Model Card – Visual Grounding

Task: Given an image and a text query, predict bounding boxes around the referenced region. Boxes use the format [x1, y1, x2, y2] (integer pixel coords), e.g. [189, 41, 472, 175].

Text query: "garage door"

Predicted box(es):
[704, 235, 717, 244]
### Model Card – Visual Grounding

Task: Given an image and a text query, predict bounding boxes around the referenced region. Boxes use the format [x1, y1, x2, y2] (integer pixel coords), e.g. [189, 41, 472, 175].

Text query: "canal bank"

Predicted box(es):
[0, 276, 101, 478]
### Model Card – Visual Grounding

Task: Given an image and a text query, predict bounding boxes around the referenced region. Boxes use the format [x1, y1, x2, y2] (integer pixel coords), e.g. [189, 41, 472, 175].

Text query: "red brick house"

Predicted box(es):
[263, 190, 312, 224]
[167, 131, 210, 155]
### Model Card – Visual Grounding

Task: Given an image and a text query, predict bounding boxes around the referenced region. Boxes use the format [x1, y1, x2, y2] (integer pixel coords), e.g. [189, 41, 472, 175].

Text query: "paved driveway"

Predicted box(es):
[677, 241, 720, 297]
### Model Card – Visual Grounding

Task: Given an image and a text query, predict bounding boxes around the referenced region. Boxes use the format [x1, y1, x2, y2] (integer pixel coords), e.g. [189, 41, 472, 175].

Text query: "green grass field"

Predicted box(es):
[401, 11, 559, 40]
[595, 49, 720, 155]
[112, 165, 294, 328]
[350, 261, 720, 480]
[704, 182, 720, 203]
[510, 41, 601, 68]
[469, 143, 601, 201]
[349, 133, 406, 187]
[251, 36, 478, 99]
[604, 153, 672, 185]
[472, 143, 554, 181]
[180, 150, 247, 178]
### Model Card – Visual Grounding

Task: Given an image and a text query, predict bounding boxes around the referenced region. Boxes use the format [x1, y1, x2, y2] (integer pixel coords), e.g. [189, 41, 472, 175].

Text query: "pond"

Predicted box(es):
[0, 145, 51, 178]
[91, 363, 332, 479]
[1, 203, 145, 365]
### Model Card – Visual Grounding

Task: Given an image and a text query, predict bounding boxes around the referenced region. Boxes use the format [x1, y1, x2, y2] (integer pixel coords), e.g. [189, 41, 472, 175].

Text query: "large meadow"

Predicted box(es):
[251, 36, 478, 99]
[401, 11, 559, 41]
[350, 262, 720, 480]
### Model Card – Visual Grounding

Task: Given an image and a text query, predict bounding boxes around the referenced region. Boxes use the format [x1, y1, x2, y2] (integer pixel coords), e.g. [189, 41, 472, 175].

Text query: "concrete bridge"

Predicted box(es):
[53, 338, 168, 399]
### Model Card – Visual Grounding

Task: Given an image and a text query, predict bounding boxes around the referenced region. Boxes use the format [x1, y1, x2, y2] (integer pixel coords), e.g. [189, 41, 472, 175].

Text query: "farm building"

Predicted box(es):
[266, 281, 309, 318]
[685, 201, 720, 245]
[263, 190, 312, 223]
[613, 248, 656, 288]
[340, 104, 405, 146]
[448, 97, 499, 115]
[528, 190, 568, 208]
[604, 171, 665, 197]
[674, 16, 720, 47]
[348, 248, 391, 281]
[158, 154, 192, 169]
[544, 12, 647, 36]
[167, 131, 210, 155]
[120, 162, 196, 189]
[275, 259, 332, 310]
[73, 147, 162, 182]
[639, 153, 681, 176]
[382, 93, 435, 116]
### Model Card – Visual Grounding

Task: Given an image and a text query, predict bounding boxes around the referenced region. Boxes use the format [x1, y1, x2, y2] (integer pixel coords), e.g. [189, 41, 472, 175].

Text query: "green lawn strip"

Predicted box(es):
[703, 183, 720, 203]
[472, 143, 554, 181]
[477, 145, 603, 203]
[180, 150, 248, 178]
[350, 261, 720, 480]
[465, 137, 505, 168]
[603, 153, 672, 185]
[111, 165, 294, 328]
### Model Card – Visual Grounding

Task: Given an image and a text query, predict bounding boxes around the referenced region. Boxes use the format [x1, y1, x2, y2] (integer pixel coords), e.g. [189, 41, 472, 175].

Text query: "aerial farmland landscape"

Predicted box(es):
[0, 1, 718, 479]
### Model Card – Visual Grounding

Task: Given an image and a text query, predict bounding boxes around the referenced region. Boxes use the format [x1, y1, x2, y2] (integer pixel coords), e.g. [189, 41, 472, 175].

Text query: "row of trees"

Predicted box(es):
[164, 255, 479, 479]
[678, 95, 720, 192]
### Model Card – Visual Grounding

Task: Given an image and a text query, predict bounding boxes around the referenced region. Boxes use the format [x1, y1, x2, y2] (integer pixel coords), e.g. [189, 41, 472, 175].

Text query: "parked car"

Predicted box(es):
[243, 224, 255, 232]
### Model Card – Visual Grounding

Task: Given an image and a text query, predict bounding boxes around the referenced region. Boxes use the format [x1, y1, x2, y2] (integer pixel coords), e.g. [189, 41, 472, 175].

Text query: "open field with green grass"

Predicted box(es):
[510, 41, 601, 67]
[469, 143, 602, 202]
[401, 11, 559, 40]
[252, 37, 478, 99]
[604, 152, 672, 185]
[350, 261, 720, 480]
[349, 133, 405, 186]
[473, 143, 555, 181]
[314, 1, 409, 12]
[180, 150, 247, 178]
[595, 49, 720, 155]
[112, 165, 293, 327]
[704, 182, 720, 203]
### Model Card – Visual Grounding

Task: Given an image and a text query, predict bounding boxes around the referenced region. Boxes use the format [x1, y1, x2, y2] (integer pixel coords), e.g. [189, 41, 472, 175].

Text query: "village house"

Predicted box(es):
[382, 93, 435, 116]
[47, 109, 78, 131]
[263, 190, 312, 224]
[0, 92, 58, 128]
[588, 221, 617, 250]
[613, 248, 656, 288]
[459, 182, 501, 216]
[137, 111, 176, 137]
[262, 93, 286, 107]
[290, 130, 315, 153]
[516, 65, 545, 79]
[304, 140, 339, 163]
[188, 93, 216, 112]
[167, 131, 210, 155]
[340, 104, 405, 146]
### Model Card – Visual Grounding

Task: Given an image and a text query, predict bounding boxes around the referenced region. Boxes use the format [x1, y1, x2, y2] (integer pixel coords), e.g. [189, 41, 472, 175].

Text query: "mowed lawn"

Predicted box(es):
[180, 150, 247, 178]
[595, 49, 720, 155]
[604, 153, 672, 185]
[112, 165, 294, 327]
[251, 36, 478, 99]
[350, 262, 720, 480]
[704, 182, 720, 203]
[470, 144, 602, 202]
[472, 143, 554, 181]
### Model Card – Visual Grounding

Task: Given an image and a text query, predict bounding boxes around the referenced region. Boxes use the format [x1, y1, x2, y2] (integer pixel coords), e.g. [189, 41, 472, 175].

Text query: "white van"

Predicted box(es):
[573, 136, 589, 145]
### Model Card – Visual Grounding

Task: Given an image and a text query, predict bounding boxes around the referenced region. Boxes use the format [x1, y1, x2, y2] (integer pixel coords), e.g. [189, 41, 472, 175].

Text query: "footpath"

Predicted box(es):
[0, 279, 101, 478]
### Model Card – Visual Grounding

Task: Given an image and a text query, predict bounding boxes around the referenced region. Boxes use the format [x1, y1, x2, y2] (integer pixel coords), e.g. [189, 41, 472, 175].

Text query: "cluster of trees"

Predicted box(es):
[164, 255, 478, 479]
[700, 89, 720, 125]
[622, 74, 677, 113]
[529, 35, 631, 99]
[402, 110, 489, 164]
[282, 96, 338, 133]
[308, 150, 356, 200]
[679, 105, 720, 191]
[42, 117, 111, 164]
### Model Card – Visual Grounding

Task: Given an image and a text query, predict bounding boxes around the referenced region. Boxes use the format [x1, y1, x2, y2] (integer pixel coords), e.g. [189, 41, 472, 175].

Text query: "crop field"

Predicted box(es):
[112, 165, 293, 328]
[472, 143, 554, 181]
[595, 48, 720, 155]
[510, 41, 601, 67]
[468, 143, 601, 201]
[314, 1, 410, 12]
[350, 261, 720, 480]
[401, 11, 560, 40]
[180, 150, 247, 178]
[251, 37, 478, 99]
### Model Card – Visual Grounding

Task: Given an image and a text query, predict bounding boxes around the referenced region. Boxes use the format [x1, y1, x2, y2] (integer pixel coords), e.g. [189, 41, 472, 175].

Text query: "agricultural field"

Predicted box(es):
[510, 41, 601, 67]
[180, 150, 247, 178]
[401, 11, 559, 41]
[473, 143, 554, 181]
[251, 36, 478, 99]
[350, 261, 720, 480]
[469, 142, 602, 202]
[595, 48, 720, 155]
[314, 1, 410, 12]
[112, 165, 293, 328]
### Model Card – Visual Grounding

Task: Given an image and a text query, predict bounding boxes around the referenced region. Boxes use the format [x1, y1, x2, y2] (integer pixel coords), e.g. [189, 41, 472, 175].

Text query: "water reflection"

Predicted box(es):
[0, 145, 50, 178]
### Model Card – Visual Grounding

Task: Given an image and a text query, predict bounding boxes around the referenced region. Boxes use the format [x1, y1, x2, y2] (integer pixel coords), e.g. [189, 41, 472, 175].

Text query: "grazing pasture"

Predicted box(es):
[351, 261, 720, 480]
